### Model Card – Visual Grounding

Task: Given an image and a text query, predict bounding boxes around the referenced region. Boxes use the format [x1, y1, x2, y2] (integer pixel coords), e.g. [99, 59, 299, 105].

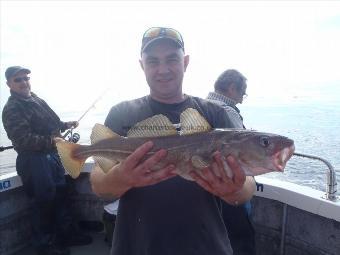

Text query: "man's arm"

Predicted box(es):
[224, 107, 244, 129]
[60, 121, 79, 132]
[90, 141, 176, 199]
[2, 104, 55, 151]
[222, 176, 256, 205]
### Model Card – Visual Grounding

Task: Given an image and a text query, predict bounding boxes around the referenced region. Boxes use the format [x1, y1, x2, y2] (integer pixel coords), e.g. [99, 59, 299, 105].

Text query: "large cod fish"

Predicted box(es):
[56, 108, 295, 179]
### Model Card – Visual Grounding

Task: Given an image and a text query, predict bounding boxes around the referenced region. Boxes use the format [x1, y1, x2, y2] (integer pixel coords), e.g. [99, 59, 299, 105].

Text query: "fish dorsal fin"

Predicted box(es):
[127, 114, 177, 137]
[90, 123, 120, 172]
[90, 123, 120, 144]
[180, 108, 212, 135]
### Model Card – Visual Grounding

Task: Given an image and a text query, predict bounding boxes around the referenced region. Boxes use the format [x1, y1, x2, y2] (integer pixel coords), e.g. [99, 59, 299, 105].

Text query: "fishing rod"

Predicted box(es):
[61, 88, 109, 141]
[0, 145, 14, 152]
[0, 89, 109, 151]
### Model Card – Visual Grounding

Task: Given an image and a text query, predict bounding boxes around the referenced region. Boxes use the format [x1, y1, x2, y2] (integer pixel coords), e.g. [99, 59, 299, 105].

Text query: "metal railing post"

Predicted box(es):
[293, 152, 338, 202]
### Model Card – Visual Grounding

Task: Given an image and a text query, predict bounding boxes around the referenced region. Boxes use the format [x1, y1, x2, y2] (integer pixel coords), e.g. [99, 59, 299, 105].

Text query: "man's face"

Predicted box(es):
[140, 39, 189, 103]
[7, 70, 31, 98]
[229, 83, 247, 104]
[236, 83, 247, 104]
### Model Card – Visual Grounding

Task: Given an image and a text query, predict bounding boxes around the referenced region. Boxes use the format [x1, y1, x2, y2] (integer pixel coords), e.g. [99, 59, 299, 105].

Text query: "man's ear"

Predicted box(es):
[139, 59, 145, 71]
[225, 83, 236, 97]
[184, 55, 190, 72]
[229, 83, 237, 93]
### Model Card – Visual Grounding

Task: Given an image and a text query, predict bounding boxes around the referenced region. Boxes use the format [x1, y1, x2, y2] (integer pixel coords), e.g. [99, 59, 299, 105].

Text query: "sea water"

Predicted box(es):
[242, 100, 340, 191]
[1, 96, 339, 192]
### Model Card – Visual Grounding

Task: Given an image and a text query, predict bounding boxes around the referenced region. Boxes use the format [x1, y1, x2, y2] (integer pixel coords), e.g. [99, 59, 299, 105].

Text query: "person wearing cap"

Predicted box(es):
[207, 69, 256, 255]
[2, 66, 92, 255]
[90, 27, 256, 255]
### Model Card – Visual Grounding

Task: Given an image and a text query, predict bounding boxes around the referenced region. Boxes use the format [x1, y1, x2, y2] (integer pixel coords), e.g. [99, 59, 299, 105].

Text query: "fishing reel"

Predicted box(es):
[69, 132, 80, 143]
[63, 129, 80, 143]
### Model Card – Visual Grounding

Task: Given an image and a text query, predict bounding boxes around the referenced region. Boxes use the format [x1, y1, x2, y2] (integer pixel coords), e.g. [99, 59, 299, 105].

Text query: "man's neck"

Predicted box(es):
[208, 91, 237, 106]
[150, 93, 187, 104]
[10, 90, 32, 99]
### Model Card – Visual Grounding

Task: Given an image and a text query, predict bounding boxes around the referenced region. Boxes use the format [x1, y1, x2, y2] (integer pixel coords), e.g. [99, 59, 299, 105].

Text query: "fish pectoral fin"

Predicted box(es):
[90, 123, 120, 145]
[56, 141, 85, 179]
[127, 114, 177, 137]
[93, 156, 119, 173]
[191, 155, 210, 169]
[180, 108, 212, 135]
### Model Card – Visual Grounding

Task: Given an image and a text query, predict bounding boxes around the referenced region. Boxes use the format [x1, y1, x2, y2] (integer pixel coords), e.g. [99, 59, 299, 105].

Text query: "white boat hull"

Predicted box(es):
[0, 163, 339, 255]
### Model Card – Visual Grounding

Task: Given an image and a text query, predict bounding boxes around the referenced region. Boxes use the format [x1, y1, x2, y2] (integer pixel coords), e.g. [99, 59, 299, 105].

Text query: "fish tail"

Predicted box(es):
[56, 141, 86, 179]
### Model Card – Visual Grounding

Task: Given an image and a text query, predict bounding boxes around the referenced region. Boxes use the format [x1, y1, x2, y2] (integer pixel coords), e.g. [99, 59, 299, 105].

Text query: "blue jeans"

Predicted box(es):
[16, 151, 73, 248]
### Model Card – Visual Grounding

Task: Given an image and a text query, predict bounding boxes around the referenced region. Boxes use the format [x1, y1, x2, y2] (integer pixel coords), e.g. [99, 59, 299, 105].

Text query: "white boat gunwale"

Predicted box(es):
[1, 162, 339, 222]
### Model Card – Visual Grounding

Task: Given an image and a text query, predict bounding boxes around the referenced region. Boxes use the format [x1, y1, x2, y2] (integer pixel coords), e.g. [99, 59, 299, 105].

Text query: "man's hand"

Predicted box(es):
[117, 141, 177, 188]
[90, 141, 176, 198]
[66, 121, 79, 129]
[189, 152, 255, 205]
[53, 137, 65, 143]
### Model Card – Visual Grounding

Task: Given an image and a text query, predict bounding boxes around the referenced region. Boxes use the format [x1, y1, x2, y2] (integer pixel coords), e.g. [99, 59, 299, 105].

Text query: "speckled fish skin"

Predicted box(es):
[71, 128, 295, 180]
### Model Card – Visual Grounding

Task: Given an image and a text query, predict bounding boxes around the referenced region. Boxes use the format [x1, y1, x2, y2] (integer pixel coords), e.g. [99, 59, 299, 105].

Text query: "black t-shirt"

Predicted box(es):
[105, 95, 234, 255]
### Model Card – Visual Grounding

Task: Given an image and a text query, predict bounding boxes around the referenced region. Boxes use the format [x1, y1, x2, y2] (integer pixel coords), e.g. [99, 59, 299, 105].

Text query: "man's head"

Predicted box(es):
[214, 69, 247, 104]
[5, 66, 32, 98]
[141, 27, 185, 55]
[139, 27, 189, 103]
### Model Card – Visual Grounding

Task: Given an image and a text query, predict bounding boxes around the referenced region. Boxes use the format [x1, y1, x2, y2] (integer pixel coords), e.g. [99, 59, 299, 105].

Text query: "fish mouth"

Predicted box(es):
[273, 144, 295, 172]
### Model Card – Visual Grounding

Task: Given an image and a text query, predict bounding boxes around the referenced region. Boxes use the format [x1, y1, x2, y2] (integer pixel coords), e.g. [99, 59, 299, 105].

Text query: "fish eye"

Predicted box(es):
[259, 136, 270, 148]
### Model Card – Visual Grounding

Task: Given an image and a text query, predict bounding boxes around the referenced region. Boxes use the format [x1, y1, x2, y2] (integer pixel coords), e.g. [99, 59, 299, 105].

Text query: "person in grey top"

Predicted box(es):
[207, 69, 256, 255]
[207, 69, 247, 129]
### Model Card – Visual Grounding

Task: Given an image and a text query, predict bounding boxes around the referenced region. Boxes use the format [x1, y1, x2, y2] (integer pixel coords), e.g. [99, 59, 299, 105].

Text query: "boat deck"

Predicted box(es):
[15, 232, 111, 255]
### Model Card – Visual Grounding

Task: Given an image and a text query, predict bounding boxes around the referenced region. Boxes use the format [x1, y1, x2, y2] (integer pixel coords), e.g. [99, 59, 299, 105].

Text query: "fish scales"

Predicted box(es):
[57, 128, 295, 179]
[73, 131, 226, 170]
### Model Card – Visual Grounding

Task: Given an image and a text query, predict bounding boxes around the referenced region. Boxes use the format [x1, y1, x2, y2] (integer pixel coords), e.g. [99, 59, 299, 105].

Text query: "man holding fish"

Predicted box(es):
[82, 27, 294, 254]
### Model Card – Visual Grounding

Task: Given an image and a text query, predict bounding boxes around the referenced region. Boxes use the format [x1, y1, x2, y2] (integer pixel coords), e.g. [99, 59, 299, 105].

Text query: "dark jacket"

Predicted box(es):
[2, 91, 68, 153]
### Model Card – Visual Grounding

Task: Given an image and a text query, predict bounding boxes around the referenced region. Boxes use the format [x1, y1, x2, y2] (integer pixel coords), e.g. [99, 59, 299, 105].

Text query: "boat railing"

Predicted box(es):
[293, 152, 339, 202]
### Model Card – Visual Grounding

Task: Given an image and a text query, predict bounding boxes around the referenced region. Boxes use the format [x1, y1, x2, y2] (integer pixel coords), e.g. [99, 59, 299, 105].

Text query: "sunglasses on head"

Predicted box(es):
[142, 27, 184, 47]
[143, 27, 183, 40]
[13, 77, 30, 83]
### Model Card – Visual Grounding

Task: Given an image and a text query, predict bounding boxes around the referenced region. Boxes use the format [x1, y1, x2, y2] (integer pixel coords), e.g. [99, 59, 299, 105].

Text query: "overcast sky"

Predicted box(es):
[1, 1, 340, 112]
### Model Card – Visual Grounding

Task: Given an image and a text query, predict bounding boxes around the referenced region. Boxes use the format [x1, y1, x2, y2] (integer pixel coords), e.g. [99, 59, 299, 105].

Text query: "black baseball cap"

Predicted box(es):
[5, 66, 31, 81]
